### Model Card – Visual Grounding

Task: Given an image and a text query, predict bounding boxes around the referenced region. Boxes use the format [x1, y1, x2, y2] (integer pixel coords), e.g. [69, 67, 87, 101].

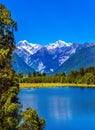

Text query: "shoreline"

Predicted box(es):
[19, 83, 95, 88]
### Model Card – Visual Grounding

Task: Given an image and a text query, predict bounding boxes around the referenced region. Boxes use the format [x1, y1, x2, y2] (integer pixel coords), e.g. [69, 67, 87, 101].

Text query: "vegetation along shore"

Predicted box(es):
[20, 83, 95, 88]
[18, 66, 95, 88]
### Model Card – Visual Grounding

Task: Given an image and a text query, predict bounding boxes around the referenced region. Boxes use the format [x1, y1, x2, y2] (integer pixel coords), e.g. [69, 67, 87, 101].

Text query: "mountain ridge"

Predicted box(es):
[14, 40, 77, 73]
[12, 52, 34, 74]
[13, 40, 95, 74]
[54, 45, 95, 74]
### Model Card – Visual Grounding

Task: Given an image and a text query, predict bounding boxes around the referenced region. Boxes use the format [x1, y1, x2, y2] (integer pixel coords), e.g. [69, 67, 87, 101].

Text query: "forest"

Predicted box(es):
[17, 66, 95, 85]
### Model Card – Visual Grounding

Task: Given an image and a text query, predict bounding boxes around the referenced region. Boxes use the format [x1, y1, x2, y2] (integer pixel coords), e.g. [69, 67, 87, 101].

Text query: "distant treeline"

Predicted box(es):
[16, 66, 95, 85]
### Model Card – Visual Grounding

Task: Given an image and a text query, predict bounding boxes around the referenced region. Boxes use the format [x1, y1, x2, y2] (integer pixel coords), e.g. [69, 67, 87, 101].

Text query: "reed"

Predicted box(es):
[19, 83, 95, 88]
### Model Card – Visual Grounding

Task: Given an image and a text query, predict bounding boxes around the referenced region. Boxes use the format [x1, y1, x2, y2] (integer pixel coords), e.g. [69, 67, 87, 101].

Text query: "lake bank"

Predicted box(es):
[19, 83, 95, 88]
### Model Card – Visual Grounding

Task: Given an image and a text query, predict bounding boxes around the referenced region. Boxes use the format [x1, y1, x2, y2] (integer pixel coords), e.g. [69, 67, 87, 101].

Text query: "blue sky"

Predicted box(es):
[1, 0, 95, 45]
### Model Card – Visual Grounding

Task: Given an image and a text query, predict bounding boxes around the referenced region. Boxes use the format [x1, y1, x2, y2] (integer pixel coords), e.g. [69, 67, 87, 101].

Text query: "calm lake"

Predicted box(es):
[19, 87, 95, 130]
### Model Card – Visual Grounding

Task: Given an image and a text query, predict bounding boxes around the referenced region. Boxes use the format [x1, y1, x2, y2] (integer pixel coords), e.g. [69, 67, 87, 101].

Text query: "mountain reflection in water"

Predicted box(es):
[19, 87, 95, 130]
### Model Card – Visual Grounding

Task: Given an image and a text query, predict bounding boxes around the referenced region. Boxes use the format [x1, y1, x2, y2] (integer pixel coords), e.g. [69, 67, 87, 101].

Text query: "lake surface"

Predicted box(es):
[19, 87, 95, 130]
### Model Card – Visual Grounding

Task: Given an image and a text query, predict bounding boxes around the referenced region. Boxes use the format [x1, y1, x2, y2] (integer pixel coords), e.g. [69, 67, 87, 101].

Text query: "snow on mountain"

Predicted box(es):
[17, 40, 72, 54]
[37, 62, 46, 72]
[14, 40, 79, 74]
[17, 40, 42, 55]
[59, 56, 70, 65]
[46, 40, 72, 50]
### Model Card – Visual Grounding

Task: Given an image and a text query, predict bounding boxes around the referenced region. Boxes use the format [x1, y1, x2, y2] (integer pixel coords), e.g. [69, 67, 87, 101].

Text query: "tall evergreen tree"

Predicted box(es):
[0, 4, 19, 130]
[0, 4, 45, 130]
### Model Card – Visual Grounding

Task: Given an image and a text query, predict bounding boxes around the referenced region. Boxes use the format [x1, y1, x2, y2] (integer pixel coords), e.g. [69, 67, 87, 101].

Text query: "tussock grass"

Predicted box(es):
[19, 83, 95, 88]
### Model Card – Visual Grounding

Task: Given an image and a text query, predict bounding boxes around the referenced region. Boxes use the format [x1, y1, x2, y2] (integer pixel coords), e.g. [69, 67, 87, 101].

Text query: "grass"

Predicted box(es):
[19, 83, 95, 88]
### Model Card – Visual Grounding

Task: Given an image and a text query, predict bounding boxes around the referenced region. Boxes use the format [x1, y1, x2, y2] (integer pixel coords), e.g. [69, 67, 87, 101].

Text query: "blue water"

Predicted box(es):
[18, 87, 95, 130]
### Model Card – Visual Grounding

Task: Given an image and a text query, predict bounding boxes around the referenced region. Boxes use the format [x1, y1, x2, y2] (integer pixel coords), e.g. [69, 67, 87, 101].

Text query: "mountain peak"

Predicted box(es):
[17, 40, 42, 55]
[46, 40, 72, 50]
[56, 40, 72, 47]
[17, 40, 29, 46]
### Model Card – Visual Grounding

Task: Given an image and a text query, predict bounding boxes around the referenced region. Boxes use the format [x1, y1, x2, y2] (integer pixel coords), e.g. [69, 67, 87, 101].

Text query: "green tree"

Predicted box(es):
[0, 4, 19, 130]
[0, 4, 45, 130]
[79, 67, 85, 76]
[18, 108, 45, 130]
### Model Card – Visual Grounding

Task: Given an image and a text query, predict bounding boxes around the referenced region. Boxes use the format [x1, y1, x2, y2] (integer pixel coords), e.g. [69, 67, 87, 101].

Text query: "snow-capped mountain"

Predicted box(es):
[46, 40, 72, 50]
[17, 40, 42, 55]
[54, 44, 95, 74]
[13, 40, 80, 74]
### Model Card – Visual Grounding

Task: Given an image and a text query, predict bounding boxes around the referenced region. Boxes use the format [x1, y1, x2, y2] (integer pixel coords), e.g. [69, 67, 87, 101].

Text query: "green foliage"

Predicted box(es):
[66, 66, 95, 84]
[18, 66, 95, 85]
[0, 4, 19, 130]
[18, 108, 45, 130]
[0, 4, 45, 130]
